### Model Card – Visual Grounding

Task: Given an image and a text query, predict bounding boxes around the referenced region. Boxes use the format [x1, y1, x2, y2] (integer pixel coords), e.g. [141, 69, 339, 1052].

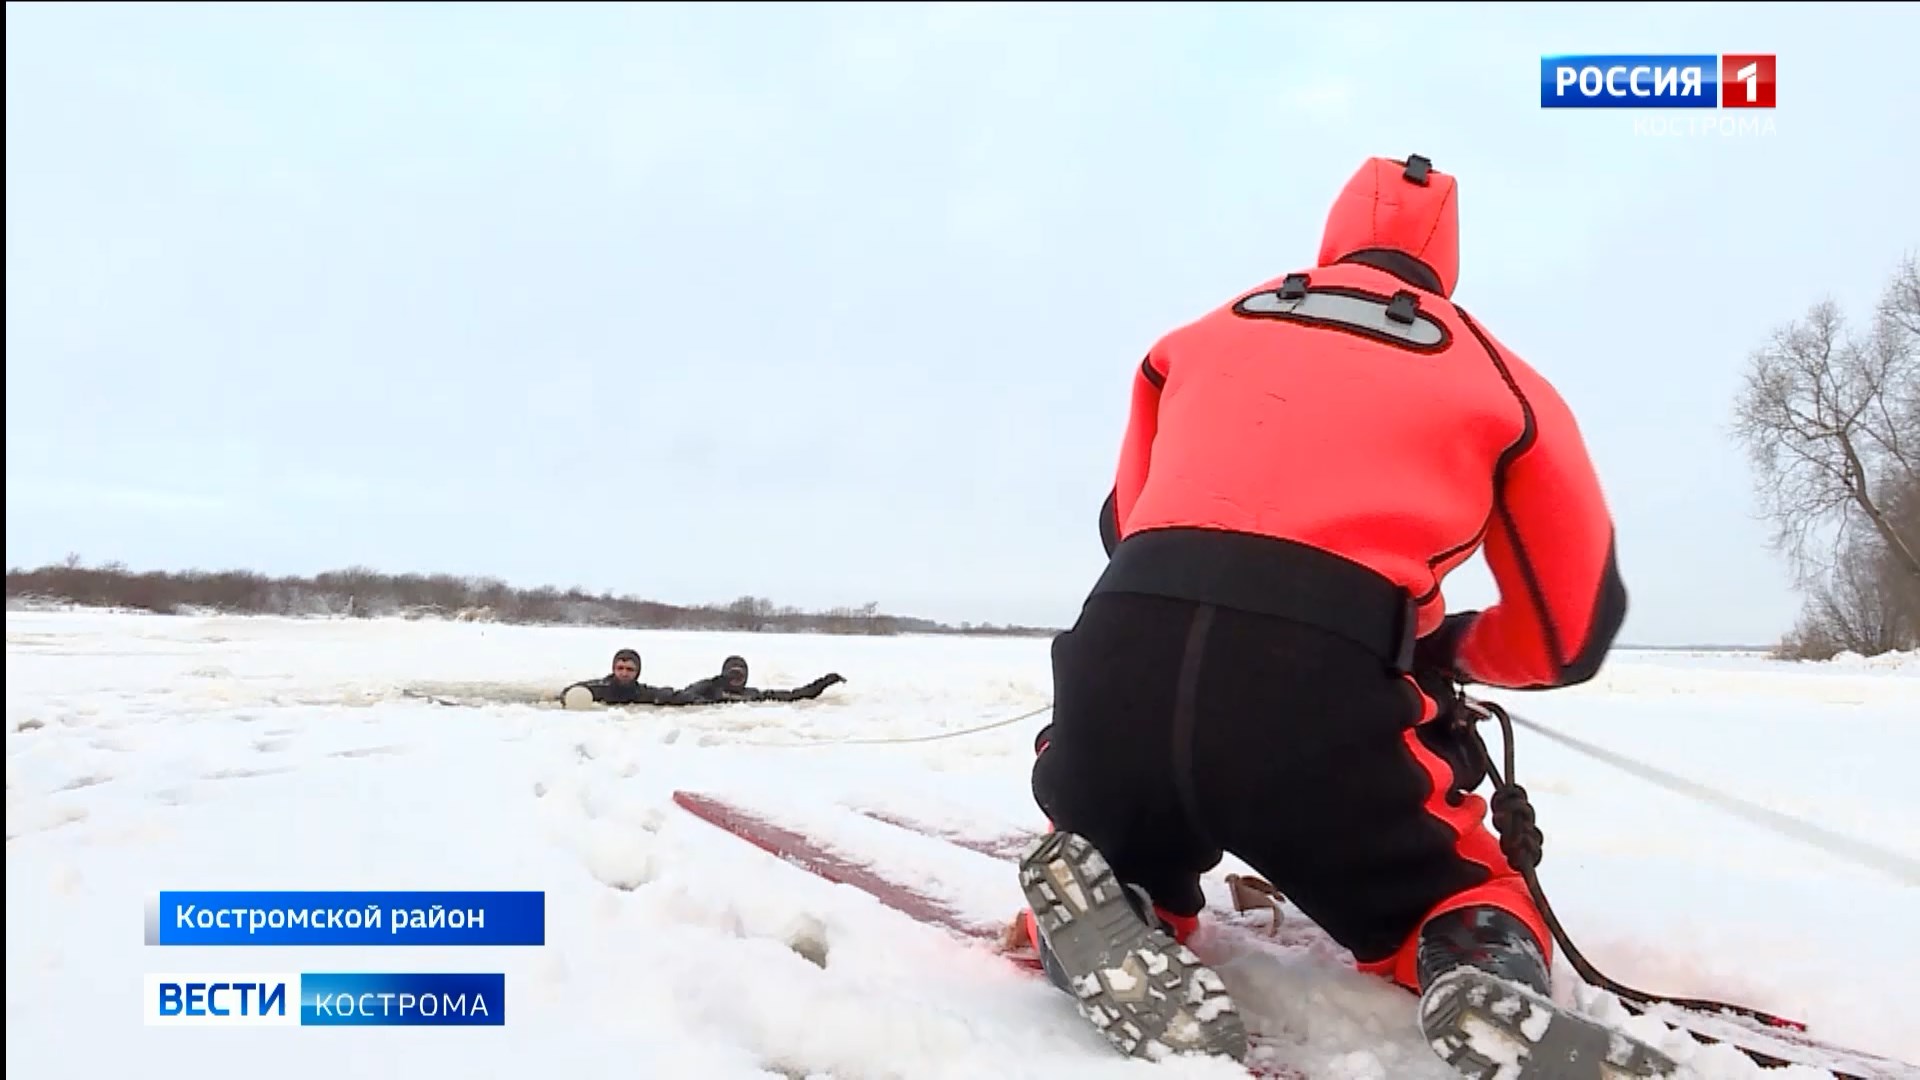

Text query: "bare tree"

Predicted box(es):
[1877, 467, 1920, 641]
[726, 595, 775, 631]
[1776, 527, 1913, 660]
[1733, 254, 1920, 589]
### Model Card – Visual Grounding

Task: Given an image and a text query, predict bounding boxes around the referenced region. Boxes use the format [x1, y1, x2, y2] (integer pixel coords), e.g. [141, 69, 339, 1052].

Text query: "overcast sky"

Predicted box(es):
[7, 2, 1916, 645]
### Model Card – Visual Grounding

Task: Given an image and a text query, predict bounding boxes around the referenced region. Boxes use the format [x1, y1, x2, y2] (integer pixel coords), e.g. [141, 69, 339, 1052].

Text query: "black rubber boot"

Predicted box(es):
[1416, 905, 1554, 996]
[1017, 831, 1248, 1063]
[1416, 907, 1683, 1080]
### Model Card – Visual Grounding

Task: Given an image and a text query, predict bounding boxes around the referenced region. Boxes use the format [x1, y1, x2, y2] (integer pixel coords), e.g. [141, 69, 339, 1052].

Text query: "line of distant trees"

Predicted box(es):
[3, 556, 1059, 638]
[1733, 252, 1919, 659]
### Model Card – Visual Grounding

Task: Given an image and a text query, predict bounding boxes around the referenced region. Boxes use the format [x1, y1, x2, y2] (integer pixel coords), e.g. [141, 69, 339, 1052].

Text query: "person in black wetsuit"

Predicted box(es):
[668, 655, 844, 705]
[560, 648, 679, 706]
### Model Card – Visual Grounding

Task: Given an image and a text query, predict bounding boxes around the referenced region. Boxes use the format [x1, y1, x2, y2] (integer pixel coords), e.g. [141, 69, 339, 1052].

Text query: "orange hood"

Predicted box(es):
[1316, 154, 1459, 297]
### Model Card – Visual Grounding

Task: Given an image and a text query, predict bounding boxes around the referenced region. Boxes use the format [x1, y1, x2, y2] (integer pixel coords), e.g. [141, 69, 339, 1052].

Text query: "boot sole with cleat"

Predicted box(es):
[1419, 967, 1683, 1080]
[1017, 831, 1248, 1063]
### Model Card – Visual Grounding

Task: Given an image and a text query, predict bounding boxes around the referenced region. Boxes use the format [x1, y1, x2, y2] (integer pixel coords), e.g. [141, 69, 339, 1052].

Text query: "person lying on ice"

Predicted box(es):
[559, 648, 679, 706]
[667, 655, 844, 705]
[1010, 154, 1667, 1080]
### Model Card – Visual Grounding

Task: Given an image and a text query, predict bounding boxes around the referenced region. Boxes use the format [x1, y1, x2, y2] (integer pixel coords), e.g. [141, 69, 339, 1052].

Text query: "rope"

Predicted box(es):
[1499, 705, 1920, 886]
[722, 703, 1054, 749]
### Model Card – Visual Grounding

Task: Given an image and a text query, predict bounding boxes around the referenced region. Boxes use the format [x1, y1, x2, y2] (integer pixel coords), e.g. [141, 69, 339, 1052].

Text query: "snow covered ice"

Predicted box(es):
[6, 610, 1918, 1080]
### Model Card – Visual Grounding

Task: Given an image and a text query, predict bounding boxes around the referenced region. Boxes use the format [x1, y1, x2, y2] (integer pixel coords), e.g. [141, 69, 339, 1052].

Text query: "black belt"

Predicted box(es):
[1090, 527, 1420, 674]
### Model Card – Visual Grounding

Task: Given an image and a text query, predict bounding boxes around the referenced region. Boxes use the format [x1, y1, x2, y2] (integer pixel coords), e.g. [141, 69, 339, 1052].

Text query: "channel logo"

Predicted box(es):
[1540, 54, 1775, 108]
[145, 974, 298, 1027]
[146, 972, 505, 1027]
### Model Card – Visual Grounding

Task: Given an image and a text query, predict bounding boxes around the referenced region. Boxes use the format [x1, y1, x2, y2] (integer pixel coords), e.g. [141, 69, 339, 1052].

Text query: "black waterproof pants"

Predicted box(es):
[1031, 590, 1536, 984]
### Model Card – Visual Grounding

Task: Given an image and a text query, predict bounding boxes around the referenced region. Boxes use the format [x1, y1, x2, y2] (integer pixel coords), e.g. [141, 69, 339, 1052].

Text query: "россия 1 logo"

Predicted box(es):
[1540, 54, 1776, 108]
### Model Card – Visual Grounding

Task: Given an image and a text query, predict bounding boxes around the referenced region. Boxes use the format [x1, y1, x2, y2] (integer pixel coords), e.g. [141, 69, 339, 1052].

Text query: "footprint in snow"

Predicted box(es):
[202, 767, 293, 781]
[6, 804, 89, 841]
[329, 745, 405, 759]
[785, 914, 830, 969]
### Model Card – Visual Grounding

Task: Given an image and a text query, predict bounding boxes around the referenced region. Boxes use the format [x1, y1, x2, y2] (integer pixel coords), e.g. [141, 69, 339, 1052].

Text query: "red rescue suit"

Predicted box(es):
[1080, 154, 1628, 989]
